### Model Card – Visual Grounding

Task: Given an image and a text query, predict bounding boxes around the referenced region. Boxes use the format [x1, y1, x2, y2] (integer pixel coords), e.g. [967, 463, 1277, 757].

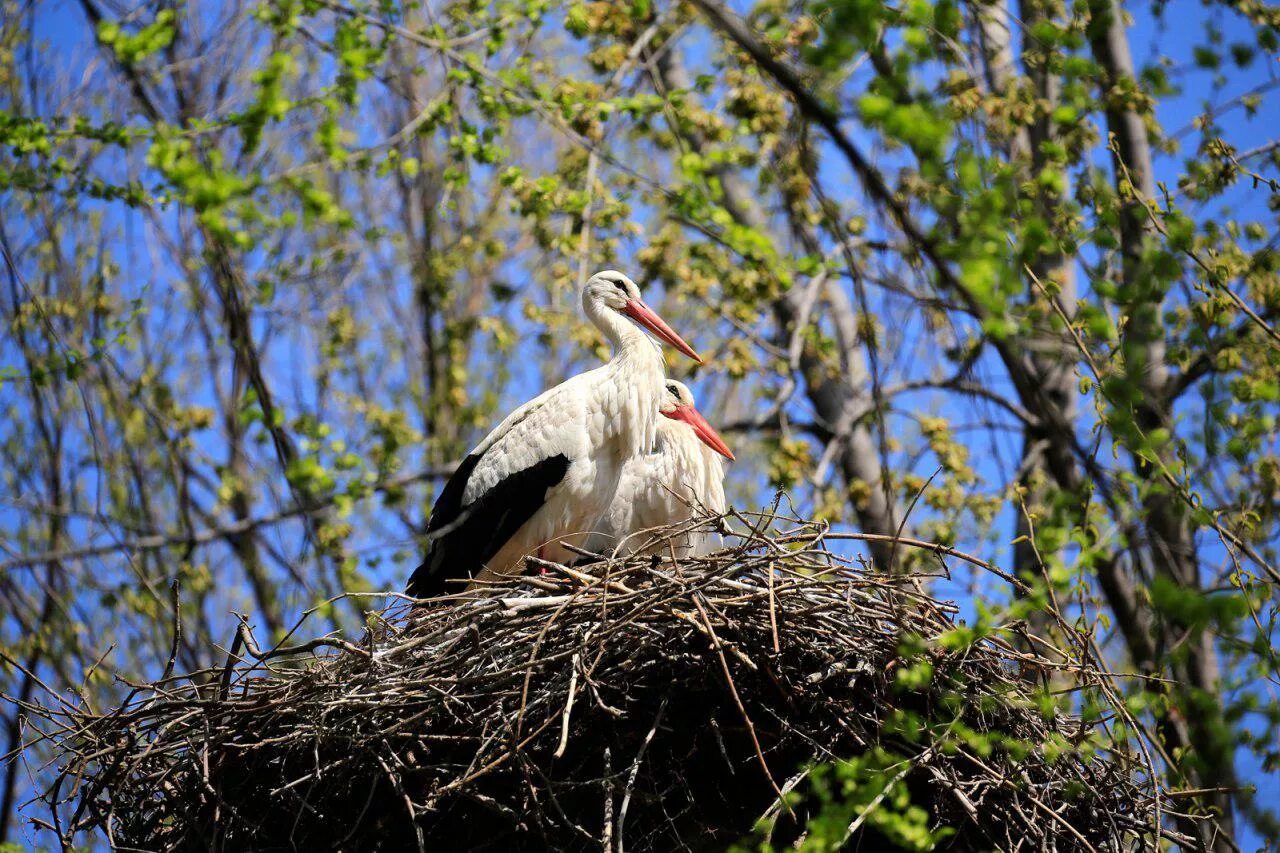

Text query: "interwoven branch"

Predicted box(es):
[21, 513, 1192, 851]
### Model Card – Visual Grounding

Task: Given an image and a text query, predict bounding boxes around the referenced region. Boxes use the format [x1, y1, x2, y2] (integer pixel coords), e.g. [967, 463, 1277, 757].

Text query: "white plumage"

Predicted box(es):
[586, 381, 732, 560]
[407, 271, 702, 597]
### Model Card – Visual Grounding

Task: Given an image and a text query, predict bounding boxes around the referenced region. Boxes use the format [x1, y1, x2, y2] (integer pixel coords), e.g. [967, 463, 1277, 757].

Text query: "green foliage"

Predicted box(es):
[792, 751, 946, 851]
[96, 9, 176, 64]
[743, 750, 949, 853]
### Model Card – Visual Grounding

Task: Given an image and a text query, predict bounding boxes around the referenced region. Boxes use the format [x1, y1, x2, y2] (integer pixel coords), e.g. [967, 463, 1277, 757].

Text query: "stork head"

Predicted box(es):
[584, 270, 702, 363]
[660, 381, 735, 460]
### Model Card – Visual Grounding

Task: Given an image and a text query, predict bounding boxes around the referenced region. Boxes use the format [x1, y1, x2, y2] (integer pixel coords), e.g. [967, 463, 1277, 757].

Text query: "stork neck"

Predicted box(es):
[588, 311, 662, 455]
[586, 296, 651, 358]
[661, 421, 703, 472]
[660, 421, 726, 511]
[597, 308, 665, 391]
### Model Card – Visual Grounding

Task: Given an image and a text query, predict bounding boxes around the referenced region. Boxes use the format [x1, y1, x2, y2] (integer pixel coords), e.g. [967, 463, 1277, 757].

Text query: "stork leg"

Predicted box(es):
[537, 545, 549, 576]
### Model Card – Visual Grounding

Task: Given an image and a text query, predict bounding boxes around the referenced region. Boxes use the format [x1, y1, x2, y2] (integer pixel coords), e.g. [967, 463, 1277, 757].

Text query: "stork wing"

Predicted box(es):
[460, 370, 595, 504]
[405, 450, 570, 598]
[406, 375, 595, 598]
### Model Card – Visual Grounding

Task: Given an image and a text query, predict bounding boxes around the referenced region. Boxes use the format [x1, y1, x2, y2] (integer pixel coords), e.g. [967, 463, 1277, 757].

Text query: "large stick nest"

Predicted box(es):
[28, 514, 1182, 851]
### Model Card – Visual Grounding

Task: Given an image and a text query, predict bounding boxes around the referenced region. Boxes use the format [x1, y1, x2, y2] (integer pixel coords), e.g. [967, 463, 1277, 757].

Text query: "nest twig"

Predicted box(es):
[20, 512, 1194, 851]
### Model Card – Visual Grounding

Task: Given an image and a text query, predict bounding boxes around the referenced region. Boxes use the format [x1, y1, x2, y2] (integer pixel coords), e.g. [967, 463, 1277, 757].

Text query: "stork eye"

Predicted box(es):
[666, 383, 679, 396]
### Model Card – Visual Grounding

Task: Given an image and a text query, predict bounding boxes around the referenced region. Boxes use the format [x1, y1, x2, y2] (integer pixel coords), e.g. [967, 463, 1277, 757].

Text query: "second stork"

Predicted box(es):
[586, 380, 733, 559]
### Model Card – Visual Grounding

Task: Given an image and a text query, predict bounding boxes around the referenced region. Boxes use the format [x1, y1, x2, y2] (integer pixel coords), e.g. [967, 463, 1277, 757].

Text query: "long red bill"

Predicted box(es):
[623, 299, 703, 364]
[666, 405, 735, 461]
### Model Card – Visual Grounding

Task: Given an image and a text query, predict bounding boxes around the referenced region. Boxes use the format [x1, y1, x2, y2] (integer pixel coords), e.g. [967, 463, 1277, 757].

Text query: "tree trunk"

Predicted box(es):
[1089, 0, 1236, 844]
[655, 48, 904, 569]
[979, 0, 1080, 648]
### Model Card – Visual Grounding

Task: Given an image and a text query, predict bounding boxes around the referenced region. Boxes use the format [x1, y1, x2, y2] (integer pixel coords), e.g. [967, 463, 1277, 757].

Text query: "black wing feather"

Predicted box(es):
[406, 452, 570, 598]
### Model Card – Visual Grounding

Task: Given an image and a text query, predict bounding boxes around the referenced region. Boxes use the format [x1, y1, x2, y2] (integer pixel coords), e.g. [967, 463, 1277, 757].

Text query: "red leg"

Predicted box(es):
[537, 545, 549, 576]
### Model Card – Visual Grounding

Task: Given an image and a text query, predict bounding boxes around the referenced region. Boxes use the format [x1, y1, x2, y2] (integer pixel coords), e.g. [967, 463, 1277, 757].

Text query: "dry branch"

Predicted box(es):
[21, 515, 1193, 851]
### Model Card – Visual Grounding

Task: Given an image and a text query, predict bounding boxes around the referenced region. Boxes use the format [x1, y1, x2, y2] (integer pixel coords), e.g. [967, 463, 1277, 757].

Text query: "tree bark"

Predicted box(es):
[978, 0, 1079, 647]
[1089, 0, 1236, 844]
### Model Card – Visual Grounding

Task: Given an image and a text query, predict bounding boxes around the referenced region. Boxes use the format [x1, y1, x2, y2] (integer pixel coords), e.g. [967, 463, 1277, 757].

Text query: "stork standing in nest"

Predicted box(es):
[406, 271, 702, 597]
[586, 381, 732, 560]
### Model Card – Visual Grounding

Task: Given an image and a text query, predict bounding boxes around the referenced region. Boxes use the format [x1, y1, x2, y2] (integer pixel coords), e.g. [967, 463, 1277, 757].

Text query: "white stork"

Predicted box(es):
[586, 380, 733, 560]
[406, 271, 702, 597]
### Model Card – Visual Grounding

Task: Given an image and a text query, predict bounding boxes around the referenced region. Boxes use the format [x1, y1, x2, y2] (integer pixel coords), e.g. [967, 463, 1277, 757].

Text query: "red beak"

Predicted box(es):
[622, 299, 703, 364]
[665, 405, 735, 461]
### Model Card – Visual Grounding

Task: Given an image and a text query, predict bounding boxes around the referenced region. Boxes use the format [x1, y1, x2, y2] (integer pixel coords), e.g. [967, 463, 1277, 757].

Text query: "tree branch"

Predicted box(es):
[0, 465, 456, 574]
